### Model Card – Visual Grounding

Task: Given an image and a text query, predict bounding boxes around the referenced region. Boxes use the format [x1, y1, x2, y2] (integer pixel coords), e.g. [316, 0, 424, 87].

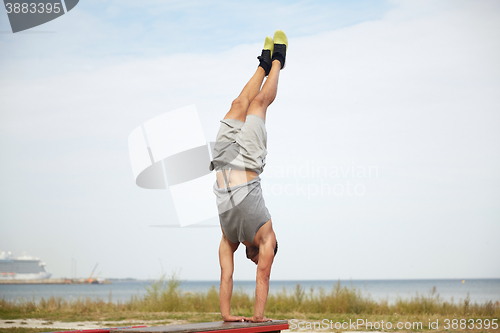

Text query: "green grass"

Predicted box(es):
[0, 274, 499, 332]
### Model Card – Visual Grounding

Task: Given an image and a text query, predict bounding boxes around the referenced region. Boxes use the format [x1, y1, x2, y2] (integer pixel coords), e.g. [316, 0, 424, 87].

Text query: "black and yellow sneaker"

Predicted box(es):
[272, 29, 288, 69]
[257, 36, 274, 76]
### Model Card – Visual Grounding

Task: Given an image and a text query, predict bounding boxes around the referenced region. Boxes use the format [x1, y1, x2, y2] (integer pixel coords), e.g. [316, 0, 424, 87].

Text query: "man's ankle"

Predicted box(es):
[271, 59, 282, 69]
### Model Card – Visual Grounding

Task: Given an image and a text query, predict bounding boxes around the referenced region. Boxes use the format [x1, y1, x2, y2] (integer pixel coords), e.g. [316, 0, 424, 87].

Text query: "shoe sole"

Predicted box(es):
[273, 29, 288, 48]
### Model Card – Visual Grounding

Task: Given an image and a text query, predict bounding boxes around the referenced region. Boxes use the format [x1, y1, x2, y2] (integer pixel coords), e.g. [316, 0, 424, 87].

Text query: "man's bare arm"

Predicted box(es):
[219, 235, 243, 322]
[250, 240, 275, 322]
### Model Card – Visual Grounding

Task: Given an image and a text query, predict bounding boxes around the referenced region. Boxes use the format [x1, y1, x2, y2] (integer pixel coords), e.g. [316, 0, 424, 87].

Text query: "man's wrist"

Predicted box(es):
[222, 313, 235, 321]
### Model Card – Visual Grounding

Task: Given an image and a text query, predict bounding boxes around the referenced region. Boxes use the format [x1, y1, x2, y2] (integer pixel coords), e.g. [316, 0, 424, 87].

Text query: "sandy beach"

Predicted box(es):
[0, 318, 188, 331]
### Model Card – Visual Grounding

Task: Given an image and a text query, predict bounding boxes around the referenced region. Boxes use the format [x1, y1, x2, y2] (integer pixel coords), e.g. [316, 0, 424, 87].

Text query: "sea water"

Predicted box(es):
[0, 279, 498, 304]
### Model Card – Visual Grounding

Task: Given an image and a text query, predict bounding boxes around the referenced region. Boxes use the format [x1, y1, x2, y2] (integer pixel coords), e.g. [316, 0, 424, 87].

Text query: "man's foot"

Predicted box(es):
[272, 30, 287, 69]
[257, 36, 274, 76]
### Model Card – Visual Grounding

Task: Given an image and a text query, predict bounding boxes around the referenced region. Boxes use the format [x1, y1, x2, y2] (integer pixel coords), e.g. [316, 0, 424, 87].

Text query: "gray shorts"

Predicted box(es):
[209, 115, 267, 175]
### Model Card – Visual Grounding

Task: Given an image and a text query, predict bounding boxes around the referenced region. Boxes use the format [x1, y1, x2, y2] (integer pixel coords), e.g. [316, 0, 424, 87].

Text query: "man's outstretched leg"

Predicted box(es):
[223, 36, 274, 122]
[247, 30, 287, 122]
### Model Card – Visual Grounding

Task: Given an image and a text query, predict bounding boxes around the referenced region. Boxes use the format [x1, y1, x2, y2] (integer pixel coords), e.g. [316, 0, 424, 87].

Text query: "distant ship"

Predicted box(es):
[0, 251, 52, 280]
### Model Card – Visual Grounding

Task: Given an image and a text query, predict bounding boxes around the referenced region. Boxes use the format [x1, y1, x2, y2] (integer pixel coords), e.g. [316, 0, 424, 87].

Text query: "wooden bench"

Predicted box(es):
[115, 320, 289, 333]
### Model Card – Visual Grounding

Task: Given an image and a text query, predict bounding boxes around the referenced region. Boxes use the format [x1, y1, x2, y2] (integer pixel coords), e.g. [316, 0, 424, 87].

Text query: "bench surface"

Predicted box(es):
[115, 320, 289, 333]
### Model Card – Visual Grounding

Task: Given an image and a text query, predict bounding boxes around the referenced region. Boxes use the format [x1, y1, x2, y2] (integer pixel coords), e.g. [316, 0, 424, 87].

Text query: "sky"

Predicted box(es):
[0, 0, 499, 281]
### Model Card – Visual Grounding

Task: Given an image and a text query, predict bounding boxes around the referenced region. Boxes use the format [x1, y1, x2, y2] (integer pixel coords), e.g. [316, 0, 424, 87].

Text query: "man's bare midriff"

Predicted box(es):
[217, 169, 258, 189]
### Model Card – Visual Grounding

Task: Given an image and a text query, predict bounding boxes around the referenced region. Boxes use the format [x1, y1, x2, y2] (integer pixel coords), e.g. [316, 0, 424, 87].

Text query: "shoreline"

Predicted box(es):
[0, 278, 111, 285]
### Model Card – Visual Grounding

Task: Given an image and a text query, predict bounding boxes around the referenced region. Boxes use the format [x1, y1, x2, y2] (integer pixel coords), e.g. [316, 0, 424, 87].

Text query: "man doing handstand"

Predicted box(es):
[209, 30, 288, 323]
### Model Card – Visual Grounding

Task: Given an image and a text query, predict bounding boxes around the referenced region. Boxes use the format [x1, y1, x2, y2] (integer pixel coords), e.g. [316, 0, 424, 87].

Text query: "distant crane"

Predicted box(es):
[92, 271, 102, 284]
[88, 263, 98, 283]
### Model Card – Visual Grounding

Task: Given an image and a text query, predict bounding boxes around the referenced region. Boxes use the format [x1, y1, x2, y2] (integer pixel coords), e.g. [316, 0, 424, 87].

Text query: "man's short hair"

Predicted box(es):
[246, 246, 258, 259]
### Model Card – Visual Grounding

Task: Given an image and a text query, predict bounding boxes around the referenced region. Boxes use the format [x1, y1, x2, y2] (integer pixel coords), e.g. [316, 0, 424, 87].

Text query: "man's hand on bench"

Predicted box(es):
[244, 316, 272, 323]
[222, 315, 246, 322]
